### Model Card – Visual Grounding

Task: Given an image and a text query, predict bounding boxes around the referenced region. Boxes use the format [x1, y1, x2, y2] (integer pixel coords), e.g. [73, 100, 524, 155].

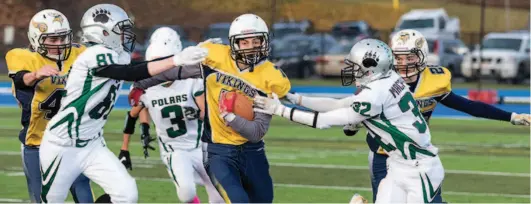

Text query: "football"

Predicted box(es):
[223, 91, 255, 121]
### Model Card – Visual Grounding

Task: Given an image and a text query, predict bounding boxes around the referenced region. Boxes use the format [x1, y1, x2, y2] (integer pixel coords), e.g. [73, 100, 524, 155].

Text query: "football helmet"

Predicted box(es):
[27, 9, 73, 61]
[80, 4, 136, 53]
[341, 39, 394, 86]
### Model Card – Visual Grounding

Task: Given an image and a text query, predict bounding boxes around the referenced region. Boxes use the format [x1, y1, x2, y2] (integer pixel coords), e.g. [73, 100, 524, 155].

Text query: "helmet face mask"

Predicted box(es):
[38, 31, 73, 61]
[229, 33, 270, 67]
[393, 49, 425, 79]
[113, 19, 136, 53]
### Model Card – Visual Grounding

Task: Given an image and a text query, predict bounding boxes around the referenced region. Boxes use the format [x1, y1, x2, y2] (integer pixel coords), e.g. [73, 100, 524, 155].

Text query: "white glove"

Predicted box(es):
[285, 92, 302, 105]
[254, 93, 286, 116]
[173, 46, 208, 66]
[510, 113, 530, 126]
[197, 38, 223, 47]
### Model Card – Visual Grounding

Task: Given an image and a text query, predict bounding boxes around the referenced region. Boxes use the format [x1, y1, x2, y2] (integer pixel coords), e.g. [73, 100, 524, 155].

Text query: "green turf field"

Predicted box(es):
[0, 107, 528, 203]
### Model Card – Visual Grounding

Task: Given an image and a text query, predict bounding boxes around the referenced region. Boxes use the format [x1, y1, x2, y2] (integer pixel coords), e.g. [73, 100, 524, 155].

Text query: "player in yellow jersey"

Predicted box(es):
[5, 9, 93, 203]
[129, 13, 291, 203]
[342, 29, 530, 202]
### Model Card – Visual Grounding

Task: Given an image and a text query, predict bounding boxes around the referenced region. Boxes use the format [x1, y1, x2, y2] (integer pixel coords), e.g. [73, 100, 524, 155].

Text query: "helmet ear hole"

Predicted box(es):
[103, 30, 109, 36]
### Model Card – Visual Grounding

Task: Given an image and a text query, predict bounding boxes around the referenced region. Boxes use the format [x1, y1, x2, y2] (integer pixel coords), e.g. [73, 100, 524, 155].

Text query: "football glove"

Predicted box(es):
[118, 150, 132, 170]
[254, 93, 286, 116]
[183, 106, 200, 120]
[511, 113, 531, 126]
[128, 87, 145, 107]
[285, 92, 302, 105]
[140, 123, 156, 158]
[343, 123, 364, 136]
[173, 46, 208, 67]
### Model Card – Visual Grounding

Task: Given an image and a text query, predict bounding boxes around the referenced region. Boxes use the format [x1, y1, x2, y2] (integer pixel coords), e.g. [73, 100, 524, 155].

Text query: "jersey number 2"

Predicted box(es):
[161, 105, 187, 138]
[39, 89, 66, 119]
[399, 92, 427, 133]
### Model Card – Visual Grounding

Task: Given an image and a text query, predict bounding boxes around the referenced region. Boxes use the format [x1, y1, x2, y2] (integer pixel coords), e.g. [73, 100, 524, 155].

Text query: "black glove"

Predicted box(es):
[118, 150, 132, 170]
[140, 123, 156, 158]
[183, 106, 200, 120]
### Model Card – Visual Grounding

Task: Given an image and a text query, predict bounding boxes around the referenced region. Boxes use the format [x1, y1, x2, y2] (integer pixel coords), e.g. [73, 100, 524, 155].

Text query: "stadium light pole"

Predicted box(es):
[478, 0, 486, 91]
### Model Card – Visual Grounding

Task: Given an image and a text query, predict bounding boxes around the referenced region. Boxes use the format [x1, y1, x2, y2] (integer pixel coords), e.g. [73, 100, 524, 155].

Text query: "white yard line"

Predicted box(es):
[0, 150, 527, 177]
[1, 171, 528, 199]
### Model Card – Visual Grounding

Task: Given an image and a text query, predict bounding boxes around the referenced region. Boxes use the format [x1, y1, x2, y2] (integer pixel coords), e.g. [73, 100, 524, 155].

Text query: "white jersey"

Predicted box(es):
[47, 45, 130, 141]
[309, 72, 438, 160]
[139, 78, 204, 151]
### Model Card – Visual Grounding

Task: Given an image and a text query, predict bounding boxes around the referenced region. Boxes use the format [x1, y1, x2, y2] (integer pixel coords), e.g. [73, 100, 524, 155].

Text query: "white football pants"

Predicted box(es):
[160, 145, 224, 203]
[39, 133, 137, 203]
[376, 155, 445, 203]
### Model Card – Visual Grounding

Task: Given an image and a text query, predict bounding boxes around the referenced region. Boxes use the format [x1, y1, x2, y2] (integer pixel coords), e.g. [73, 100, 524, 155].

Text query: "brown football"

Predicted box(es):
[226, 91, 255, 121]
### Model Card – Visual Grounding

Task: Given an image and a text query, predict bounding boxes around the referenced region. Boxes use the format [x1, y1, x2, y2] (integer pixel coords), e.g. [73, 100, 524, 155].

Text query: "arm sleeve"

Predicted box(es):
[92, 61, 151, 81]
[440, 91, 512, 121]
[9, 70, 33, 89]
[281, 92, 382, 129]
[299, 95, 355, 112]
[133, 64, 202, 90]
[226, 112, 272, 143]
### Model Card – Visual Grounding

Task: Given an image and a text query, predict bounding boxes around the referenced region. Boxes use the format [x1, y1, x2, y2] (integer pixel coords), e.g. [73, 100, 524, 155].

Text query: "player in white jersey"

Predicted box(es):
[120, 32, 224, 203]
[39, 4, 209, 203]
[255, 39, 444, 203]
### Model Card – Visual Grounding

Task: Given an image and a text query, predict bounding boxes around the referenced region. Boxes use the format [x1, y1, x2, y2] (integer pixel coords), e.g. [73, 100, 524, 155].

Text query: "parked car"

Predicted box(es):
[271, 20, 314, 42]
[270, 35, 321, 78]
[425, 37, 467, 76]
[313, 43, 354, 77]
[391, 8, 460, 40]
[331, 21, 380, 41]
[203, 22, 230, 44]
[461, 32, 530, 83]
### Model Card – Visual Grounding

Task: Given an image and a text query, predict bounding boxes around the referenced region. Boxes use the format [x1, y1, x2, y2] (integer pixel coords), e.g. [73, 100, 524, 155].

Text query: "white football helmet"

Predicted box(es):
[149, 27, 182, 52]
[80, 4, 136, 53]
[145, 42, 180, 61]
[390, 29, 429, 78]
[228, 13, 270, 68]
[341, 39, 394, 86]
[27, 9, 73, 61]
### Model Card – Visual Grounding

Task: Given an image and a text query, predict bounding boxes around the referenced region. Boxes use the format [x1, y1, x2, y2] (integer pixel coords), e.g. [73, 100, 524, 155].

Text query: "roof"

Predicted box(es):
[401, 8, 447, 19]
[485, 32, 530, 40]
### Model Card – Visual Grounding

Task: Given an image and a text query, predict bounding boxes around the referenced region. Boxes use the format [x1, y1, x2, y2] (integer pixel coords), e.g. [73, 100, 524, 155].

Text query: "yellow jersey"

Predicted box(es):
[411, 65, 452, 122]
[201, 43, 291, 145]
[6, 45, 86, 146]
[375, 65, 451, 155]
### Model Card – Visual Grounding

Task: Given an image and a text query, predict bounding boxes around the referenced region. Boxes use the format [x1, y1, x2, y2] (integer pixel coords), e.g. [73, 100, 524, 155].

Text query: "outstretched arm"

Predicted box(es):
[439, 92, 529, 125]
[256, 94, 373, 129]
[286, 92, 355, 112]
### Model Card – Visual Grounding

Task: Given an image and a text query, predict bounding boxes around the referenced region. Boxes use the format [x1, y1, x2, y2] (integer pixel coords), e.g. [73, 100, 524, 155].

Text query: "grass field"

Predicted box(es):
[0, 107, 529, 203]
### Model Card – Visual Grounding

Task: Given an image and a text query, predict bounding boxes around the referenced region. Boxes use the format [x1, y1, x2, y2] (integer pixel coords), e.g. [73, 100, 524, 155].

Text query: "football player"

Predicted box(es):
[38, 4, 208, 203]
[286, 29, 531, 202]
[255, 39, 445, 203]
[119, 28, 223, 203]
[6, 9, 93, 203]
[129, 13, 291, 203]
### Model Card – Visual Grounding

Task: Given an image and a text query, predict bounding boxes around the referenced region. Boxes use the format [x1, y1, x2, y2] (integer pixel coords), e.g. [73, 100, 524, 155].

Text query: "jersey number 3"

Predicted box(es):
[399, 92, 427, 133]
[161, 105, 187, 138]
[39, 89, 66, 119]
